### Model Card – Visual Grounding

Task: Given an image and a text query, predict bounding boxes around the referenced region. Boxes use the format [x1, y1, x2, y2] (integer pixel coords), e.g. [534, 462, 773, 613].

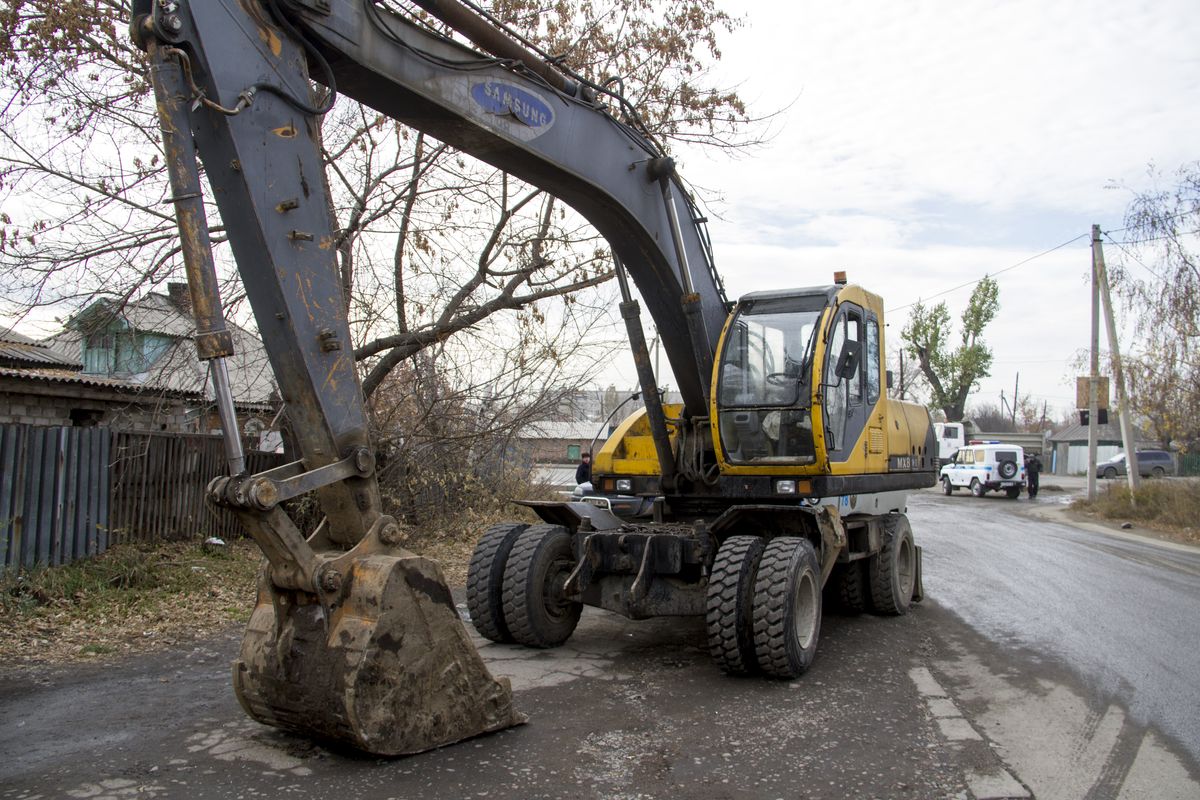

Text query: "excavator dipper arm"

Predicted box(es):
[133, 0, 530, 756]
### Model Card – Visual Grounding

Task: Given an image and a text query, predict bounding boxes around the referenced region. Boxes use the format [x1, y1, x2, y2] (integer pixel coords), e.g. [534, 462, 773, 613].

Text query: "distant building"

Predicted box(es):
[1047, 415, 1150, 475]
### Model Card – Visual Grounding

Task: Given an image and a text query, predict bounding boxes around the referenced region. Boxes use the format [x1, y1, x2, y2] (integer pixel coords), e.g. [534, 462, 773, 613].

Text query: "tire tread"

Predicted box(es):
[465, 522, 527, 642]
[705, 536, 765, 675]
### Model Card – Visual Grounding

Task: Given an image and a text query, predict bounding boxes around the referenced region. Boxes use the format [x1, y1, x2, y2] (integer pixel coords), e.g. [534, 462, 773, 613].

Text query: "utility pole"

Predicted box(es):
[1093, 225, 1139, 500]
[1012, 372, 1020, 427]
[1088, 229, 1100, 502]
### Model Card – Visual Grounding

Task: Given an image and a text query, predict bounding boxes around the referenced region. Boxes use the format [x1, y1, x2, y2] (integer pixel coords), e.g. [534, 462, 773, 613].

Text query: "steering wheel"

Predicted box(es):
[765, 372, 794, 387]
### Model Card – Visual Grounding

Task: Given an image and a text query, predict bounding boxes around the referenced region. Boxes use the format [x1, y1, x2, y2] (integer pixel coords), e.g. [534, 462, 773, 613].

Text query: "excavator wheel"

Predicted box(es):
[466, 522, 529, 643]
[501, 524, 582, 648]
[233, 547, 525, 756]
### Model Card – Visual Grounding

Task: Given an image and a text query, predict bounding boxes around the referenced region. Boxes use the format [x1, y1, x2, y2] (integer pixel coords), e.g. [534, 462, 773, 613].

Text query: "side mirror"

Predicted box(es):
[886, 370, 895, 390]
[833, 340, 862, 380]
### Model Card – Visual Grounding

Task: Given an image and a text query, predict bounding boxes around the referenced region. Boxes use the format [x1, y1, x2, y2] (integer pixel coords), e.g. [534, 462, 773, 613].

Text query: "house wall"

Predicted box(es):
[0, 388, 191, 431]
[527, 437, 594, 464]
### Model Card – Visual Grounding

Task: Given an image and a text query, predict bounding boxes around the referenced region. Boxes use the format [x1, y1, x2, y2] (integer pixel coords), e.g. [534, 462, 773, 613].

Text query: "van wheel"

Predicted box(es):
[942, 476, 954, 495]
[1151, 466, 1165, 478]
[1103, 467, 1117, 479]
[970, 478, 984, 497]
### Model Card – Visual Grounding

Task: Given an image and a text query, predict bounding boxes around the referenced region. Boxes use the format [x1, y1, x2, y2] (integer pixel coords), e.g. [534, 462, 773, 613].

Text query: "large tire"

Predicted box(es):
[829, 559, 869, 614]
[502, 524, 582, 648]
[1005, 487, 1021, 499]
[870, 515, 915, 616]
[970, 478, 984, 497]
[466, 522, 528, 643]
[752, 537, 822, 678]
[706, 535, 766, 675]
[942, 476, 954, 495]
[1103, 466, 1117, 479]
[998, 460, 1017, 479]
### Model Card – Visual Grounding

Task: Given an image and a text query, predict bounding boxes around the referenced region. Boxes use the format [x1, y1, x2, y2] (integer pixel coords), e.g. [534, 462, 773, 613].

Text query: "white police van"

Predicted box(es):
[939, 442, 1026, 499]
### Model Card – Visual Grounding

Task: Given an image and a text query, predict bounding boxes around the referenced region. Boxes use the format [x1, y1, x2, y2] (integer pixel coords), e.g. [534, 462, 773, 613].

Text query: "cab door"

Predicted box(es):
[822, 303, 869, 466]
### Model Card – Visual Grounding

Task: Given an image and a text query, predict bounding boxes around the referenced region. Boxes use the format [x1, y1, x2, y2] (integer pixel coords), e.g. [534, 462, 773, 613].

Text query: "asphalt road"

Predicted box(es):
[916, 488, 1200, 767]
[1, 488, 1198, 799]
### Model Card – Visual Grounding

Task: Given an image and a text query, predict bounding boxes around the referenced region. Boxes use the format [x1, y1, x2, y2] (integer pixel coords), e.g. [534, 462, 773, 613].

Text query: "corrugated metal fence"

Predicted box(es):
[1, 424, 285, 571]
[0, 425, 111, 570]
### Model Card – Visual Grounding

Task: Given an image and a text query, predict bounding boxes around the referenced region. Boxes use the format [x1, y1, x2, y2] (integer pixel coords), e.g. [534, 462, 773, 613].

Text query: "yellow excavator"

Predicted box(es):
[132, 0, 936, 757]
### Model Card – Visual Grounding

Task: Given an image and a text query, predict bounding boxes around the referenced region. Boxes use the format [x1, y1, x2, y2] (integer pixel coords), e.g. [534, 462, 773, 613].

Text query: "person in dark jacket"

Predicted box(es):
[1025, 452, 1042, 498]
[575, 452, 592, 485]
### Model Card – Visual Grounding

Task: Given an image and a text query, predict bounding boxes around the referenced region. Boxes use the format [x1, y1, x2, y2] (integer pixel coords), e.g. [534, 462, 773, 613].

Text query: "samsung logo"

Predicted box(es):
[472, 82, 554, 130]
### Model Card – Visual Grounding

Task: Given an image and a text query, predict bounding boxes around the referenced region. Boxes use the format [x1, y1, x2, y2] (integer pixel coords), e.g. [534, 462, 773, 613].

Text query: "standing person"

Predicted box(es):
[1026, 452, 1042, 498]
[575, 451, 592, 486]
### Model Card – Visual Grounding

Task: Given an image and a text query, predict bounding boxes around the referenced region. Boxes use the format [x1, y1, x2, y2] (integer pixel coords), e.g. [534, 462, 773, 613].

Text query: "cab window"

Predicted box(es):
[866, 317, 880, 405]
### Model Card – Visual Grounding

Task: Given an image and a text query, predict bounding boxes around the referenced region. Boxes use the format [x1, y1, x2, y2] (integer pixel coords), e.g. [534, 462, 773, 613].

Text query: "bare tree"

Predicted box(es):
[1108, 162, 1200, 452]
[0, 1, 758, 399]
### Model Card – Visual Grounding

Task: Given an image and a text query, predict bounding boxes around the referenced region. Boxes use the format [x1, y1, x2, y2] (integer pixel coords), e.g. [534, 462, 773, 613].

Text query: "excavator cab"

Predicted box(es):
[715, 290, 829, 465]
[713, 281, 890, 478]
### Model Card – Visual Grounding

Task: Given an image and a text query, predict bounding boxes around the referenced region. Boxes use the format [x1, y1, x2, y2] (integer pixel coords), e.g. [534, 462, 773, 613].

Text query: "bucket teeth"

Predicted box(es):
[233, 550, 524, 755]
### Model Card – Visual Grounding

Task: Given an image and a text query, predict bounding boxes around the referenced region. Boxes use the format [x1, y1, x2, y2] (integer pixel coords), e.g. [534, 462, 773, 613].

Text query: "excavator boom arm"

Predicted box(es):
[141, 0, 725, 416]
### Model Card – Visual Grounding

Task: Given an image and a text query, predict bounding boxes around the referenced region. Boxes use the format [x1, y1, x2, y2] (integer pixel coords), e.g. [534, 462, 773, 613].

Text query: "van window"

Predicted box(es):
[943, 425, 959, 439]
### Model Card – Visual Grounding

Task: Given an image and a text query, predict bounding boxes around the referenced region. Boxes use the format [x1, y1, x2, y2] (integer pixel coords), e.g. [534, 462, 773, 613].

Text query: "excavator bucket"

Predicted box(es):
[233, 549, 524, 756]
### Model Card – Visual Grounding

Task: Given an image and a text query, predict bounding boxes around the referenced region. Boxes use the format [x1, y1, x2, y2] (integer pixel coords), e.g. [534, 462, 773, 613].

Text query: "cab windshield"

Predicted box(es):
[716, 296, 825, 464]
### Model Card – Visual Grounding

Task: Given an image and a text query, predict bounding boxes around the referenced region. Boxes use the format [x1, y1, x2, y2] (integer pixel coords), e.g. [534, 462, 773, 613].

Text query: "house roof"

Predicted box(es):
[521, 420, 607, 440]
[69, 292, 197, 338]
[1049, 414, 1145, 444]
[0, 328, 82, 369]
[53, 290, 277, 405]
[0, 365, 202, 397]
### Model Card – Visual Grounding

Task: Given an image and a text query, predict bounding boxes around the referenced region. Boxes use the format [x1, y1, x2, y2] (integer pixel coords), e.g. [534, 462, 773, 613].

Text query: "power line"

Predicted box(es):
[1101, 233, 1168, 282]
[886, 233, 1090, 314]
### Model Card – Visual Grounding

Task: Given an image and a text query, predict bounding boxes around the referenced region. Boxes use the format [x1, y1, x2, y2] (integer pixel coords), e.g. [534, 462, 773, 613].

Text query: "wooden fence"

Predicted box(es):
[1, 424, 285, 571]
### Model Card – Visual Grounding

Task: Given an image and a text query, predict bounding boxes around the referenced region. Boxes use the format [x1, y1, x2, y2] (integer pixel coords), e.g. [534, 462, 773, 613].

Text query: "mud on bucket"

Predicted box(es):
[233, 549, 525, 755]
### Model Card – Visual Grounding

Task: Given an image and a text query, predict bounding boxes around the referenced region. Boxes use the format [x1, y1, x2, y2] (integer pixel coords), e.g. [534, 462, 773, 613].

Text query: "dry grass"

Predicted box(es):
[0, 491, 551, 669]
[1070, 478, 1200, 545]
[0, 538, 263, 668]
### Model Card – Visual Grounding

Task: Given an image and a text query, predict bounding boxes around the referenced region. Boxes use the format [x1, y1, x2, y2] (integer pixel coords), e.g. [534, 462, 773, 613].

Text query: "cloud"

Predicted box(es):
[608, 0, 1200, 415]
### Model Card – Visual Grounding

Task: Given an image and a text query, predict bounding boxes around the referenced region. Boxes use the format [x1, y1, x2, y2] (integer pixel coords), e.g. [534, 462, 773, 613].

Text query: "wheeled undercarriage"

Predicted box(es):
[467, 492, 923, 679]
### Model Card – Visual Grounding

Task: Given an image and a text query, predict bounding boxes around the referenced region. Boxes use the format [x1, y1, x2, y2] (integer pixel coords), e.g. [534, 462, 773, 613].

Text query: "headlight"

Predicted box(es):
[775, 479, 797, 495]
[616, 478, 632, 492]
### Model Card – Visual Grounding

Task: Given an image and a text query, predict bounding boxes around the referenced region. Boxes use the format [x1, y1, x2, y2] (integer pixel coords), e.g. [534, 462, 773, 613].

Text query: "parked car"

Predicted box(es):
[940, 442, 1026, 499]
[1096, 450, 1174, 479]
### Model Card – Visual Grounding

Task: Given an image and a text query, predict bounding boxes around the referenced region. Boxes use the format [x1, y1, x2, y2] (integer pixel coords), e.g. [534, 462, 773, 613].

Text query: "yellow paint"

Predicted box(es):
[593, 404, 684, 476]
[273, 123, 298, 139]
[708, 284, 929, 479]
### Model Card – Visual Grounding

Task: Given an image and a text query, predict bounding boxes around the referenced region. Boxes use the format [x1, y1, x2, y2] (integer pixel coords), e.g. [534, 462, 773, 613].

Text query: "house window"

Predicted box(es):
[84, 330, 173, 375]
[567, 444, 581, 461]
[83, 332, 115, 374]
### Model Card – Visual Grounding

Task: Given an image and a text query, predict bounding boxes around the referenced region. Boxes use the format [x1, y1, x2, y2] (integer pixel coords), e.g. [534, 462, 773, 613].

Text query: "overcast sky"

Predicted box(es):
[609, 0, 1200, 421]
